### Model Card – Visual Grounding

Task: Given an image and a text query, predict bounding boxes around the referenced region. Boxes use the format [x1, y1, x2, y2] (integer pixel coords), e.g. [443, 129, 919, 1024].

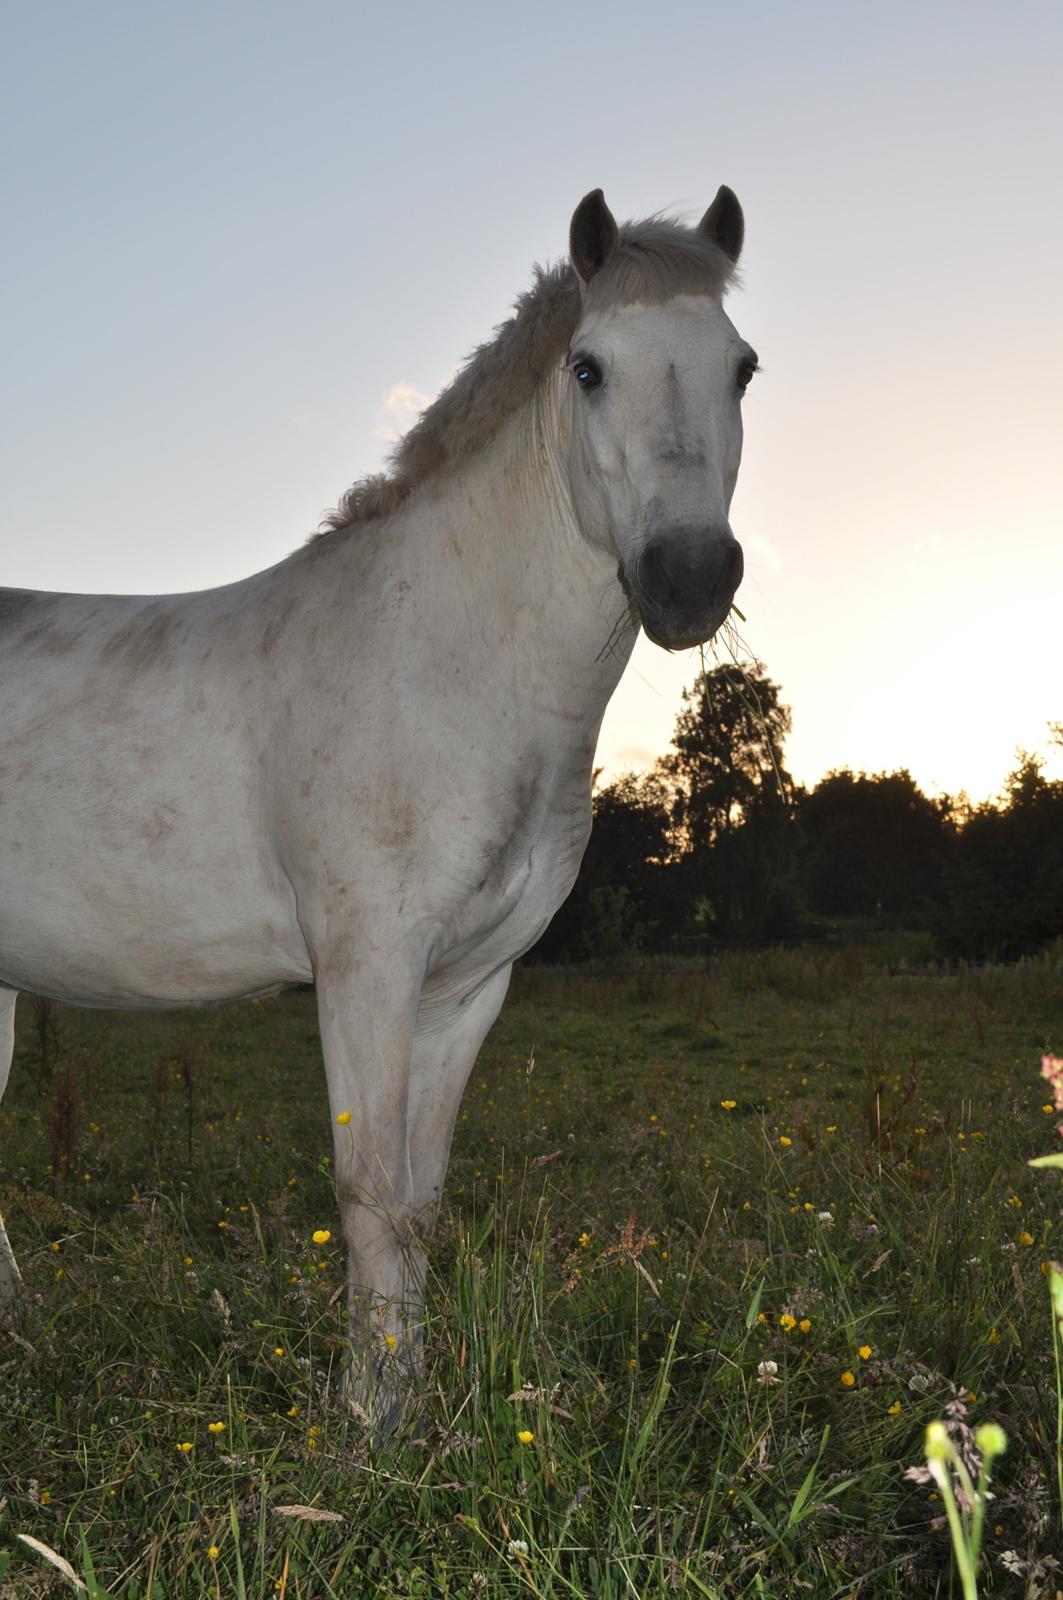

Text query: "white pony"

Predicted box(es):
[0, 186, 756, 1421]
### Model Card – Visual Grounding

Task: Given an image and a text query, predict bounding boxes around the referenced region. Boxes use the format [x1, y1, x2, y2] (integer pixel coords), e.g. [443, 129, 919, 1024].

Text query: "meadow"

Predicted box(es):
[0, 943, 1061, 1598]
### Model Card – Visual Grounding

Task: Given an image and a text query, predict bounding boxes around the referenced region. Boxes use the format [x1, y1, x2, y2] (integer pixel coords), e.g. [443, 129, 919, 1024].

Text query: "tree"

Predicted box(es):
[659, 663, 798, 941]
[943, 752, 1063, 959]
[798, 769, 954, 923]
[660, 663, 792, 848]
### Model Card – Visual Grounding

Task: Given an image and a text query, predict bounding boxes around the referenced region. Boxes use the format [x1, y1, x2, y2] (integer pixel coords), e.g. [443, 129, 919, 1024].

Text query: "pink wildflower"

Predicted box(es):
[1041, 1055, 1063, 1136]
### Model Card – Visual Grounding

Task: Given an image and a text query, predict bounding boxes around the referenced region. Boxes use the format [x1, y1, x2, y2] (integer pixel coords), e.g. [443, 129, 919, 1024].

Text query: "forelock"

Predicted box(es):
[583, 218, 738, 312]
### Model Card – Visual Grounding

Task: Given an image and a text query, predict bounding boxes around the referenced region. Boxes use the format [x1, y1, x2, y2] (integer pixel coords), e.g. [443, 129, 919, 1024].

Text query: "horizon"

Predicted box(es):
[2, 2, 1060, 806]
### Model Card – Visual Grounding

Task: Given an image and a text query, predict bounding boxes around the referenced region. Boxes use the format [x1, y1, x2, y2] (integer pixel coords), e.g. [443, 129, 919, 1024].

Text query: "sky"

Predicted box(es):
[2, 1, 1061, 804]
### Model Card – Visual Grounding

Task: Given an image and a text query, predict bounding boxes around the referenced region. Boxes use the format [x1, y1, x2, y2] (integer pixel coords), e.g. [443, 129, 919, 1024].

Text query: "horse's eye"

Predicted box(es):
[737, 357, 759, 392]
[571, 355, 602, 392]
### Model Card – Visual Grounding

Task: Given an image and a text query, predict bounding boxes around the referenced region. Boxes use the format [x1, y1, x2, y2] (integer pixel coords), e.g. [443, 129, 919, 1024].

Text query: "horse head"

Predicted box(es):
[564, 186, 754, 651]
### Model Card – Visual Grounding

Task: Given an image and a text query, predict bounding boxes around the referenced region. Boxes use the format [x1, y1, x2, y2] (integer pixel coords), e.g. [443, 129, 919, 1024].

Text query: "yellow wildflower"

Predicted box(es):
[208, 1546, 220, 1561]
[1018, 1231, 1034, 1247]
[825, 1124, 837, 1133]
[887, 1400, 902, 1416]
[287, 1405, 298, 1417]
[858, 1345, 872, 1360]
[312, 1229, 332, 1245]
[274, 1346, 285, 1356]
[384, 1333, 398, 1351]
[779, 1135, 792, 1148]
[721, 1100, 737, 1110]
[779, 1313, 796, 1331]
[176, 1441, 193, 1453]
[208, 1421, 225, 1435]
[840, 1370, 856, 1388]
[798, 1318, 811, 1334]
[986, 1327, 1000, 1344]
[1006, 1194, 1022, 1208]
[579, 1232, 591, 1247]
[335, 1110, 352, 1125]
[517, 1429, 534, 1445]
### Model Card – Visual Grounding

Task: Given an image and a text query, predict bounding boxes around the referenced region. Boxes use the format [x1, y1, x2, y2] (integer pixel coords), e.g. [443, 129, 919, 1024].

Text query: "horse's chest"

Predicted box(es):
[439, 776, 591, 971]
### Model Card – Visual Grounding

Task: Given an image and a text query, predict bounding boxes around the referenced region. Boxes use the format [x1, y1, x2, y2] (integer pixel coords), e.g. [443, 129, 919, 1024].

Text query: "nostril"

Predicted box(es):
[634, 538, 685, 608]
[715, 539, 744, 599]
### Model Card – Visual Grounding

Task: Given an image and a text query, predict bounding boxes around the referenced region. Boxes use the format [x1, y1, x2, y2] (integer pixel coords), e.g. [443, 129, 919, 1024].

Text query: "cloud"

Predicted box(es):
[372, 382, 432, 444]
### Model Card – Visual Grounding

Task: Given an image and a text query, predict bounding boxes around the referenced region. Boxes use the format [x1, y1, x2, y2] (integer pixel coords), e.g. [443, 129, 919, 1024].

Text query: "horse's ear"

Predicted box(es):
[697, 185, 744, 264]
[570, 189, 619, 284]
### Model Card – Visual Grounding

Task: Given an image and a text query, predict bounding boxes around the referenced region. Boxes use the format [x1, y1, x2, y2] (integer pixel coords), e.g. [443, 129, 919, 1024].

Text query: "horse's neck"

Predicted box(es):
[438, 377, 635, 718]
[286, 384, 635, 781]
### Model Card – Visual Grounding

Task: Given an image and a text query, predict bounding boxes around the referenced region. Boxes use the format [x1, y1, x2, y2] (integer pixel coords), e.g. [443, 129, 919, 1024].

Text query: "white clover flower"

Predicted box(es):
[817, 1212, 834, 1226]
[507, 1538, 529, 1557]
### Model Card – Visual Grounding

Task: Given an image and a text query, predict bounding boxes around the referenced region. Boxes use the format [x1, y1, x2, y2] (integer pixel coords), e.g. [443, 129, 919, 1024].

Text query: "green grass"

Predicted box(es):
[1, 945, 1061, 1596]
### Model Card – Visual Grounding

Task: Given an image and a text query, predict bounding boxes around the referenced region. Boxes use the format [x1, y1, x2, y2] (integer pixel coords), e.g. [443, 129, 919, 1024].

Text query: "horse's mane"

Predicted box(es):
[314, 217, 738, 539]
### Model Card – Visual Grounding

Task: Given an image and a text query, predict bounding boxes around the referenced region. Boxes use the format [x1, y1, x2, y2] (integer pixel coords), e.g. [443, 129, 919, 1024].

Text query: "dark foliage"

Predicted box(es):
[532, 659, 1062, 964]
[797, 768, 954, 924]
[942, 754, 1063, 959]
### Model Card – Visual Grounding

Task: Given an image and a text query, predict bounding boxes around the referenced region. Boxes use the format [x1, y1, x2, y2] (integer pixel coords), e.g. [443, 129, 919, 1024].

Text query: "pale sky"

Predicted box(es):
[2, 1, 1061, 803]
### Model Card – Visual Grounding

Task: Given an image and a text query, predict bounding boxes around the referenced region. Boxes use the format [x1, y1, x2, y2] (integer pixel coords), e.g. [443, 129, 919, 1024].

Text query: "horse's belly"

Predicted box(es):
[0, 847, 312, 1009]
[0, 906, 313, 1009]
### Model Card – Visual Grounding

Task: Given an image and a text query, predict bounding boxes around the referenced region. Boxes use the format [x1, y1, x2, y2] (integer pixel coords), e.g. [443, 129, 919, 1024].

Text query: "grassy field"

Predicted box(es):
[1, 943, 1061, 1598]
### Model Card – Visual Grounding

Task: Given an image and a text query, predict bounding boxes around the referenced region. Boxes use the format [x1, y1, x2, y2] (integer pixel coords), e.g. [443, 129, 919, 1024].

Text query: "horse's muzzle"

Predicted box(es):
[629, 525, 744, 650]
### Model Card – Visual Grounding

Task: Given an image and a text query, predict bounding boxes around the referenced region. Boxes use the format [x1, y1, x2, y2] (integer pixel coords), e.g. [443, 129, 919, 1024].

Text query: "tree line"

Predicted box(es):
[534, 663, 1063, 963]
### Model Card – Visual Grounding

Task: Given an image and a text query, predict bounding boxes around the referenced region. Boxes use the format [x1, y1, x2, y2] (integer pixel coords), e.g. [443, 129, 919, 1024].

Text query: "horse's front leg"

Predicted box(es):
[408, 965, 513, 1224]
[313, 942, 425, 1430]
